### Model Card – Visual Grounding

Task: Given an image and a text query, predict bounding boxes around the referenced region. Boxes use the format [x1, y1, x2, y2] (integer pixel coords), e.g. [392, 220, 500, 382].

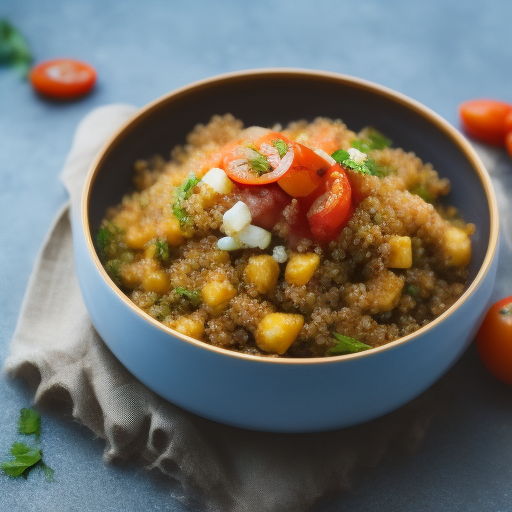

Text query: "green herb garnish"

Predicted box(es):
[174, 286, 201, 307]
[271, 138, 288, 158]
[155, 239, 169, 262]
[2, 408, 54, 481]
[18, 408, 41, 440]
[172, 173, 200, 226]
[327, 332, 372, 356]
[247, 150, 271, 175]
[105, 259, 122, 286]
[351, 127, 392, 153]
[0, 19, 33, 77]
[410, 184, 434, 203]
[96, 222, 122, 260]
[331, 149, 392, 177]
[405, 284, 420, 297]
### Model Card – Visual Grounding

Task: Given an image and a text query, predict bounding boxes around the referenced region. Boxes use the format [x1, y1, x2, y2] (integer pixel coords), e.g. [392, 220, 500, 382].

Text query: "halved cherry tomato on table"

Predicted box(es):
[476, 295, 512, 386]
[220, 132, 329, 196]
[305, 164, 353, 244]
[459, 99, 512, 145]
[30, 58, 97, 99]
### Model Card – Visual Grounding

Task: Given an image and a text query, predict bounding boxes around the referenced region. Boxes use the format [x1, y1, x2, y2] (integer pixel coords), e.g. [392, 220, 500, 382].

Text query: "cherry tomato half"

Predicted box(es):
[459, 99, 512, 145]
[30, 58, 97, 99]
[306, 164, 353, 244]
[476, 296, 512, 385]
[221, 132, 329, 194]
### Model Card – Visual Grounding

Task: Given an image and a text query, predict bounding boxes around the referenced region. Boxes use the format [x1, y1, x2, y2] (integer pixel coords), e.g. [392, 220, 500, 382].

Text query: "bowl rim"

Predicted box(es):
[81, 67, 500, 366]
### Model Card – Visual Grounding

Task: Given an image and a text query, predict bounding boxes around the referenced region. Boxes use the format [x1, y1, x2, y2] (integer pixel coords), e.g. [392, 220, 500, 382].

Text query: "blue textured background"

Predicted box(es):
[1, 1, 512, 510]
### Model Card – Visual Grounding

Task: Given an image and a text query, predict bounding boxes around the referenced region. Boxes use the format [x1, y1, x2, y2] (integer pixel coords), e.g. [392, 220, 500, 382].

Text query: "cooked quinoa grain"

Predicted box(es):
[97, 115, 473, 358]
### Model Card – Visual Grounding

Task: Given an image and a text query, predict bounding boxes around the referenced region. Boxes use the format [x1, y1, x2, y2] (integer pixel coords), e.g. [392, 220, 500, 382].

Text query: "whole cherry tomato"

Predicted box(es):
[30, 58, 97, 99]
[476, 296, 512, 385]
[459, 99, 512, 145]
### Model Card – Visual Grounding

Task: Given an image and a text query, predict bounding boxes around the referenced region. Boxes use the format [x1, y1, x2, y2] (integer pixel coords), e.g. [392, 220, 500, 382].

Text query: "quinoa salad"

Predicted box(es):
[96, 115, 474, 358]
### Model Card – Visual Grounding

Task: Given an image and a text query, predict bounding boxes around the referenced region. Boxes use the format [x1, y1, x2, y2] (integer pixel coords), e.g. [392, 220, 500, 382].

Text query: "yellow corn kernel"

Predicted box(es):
[284, 252, 321, 286]
[255, 313, 304, 355]
[201, 280, 237, 309]
[171, 316, 205, 340]
[159, 217, 183, 246]
[244, 255, 280, 294]
[142, 270, 171, 295]
[387, 236, 412, 269]
[443, 226, 471, 267]
[144, 243, 158, 260]
[125, 224, 157, 249]
[367, 270, 404, 313]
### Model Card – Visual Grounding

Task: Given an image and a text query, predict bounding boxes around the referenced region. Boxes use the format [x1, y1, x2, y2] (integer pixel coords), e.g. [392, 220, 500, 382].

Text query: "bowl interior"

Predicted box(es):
[87, 70, 492, 294]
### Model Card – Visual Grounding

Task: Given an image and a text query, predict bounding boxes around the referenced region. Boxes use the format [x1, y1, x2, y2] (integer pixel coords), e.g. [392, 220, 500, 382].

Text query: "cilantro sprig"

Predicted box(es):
[331, 149, 392, 178]
[0, 19, 33, 77]
[327, 333, 371, 356]
[172, 173, 200, 225]
[2, 408, 54, 481]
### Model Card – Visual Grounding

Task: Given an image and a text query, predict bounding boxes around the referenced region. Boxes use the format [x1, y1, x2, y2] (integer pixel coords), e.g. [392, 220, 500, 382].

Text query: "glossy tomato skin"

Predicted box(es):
[30, 59, 97, 99]
[505, 131, 512, 160]
[459, 99, 512, 145]
[476, 296, 512, 385]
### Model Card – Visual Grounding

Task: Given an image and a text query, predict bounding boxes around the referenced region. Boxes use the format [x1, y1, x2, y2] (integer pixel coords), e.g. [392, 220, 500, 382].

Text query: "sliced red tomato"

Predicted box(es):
[459, 99, 512, 145]
[220, 132, 329, 195]
[30, 58, 97, 99]
[306, 164, 353, 244]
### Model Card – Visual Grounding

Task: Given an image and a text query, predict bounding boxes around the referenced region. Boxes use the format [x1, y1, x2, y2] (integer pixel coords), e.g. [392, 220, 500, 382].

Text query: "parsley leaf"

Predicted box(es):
[18, 408, 41, 440]
[271, 138, 288, 158]
[172, 173, 200, 226]
[174, 286, 201, 307]
[0, 19, 33, 77]
[96, 222, 122, 260]
[331, 149, 392, 177]
[2, 443, 42, 478]
[351, 127, 392, 153]
[327, 333, 371, 356]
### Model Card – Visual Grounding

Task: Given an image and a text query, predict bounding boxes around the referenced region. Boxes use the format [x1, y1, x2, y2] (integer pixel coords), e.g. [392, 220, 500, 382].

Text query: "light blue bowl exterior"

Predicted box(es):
[73, 71, 500, 432]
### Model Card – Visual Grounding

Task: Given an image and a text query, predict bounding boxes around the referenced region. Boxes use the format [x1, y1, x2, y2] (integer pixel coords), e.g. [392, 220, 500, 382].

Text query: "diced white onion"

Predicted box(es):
[347, 147, 367, 164]
[314, 148, 336, 166]
[272, 245, 288, 263]
[217, 236, 242, 251]
[200, 168, 233, 195]
[222, 201, 252, 236]
[238, 225, 272, 249]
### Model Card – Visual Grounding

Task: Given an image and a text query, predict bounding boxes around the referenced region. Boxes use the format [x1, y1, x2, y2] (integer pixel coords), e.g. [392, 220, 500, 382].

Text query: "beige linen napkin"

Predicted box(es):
[4, 105, 509, 512]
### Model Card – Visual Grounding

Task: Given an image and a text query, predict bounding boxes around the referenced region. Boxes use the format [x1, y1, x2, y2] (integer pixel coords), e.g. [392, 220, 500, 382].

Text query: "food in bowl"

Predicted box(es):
[96, 114, 474, 358]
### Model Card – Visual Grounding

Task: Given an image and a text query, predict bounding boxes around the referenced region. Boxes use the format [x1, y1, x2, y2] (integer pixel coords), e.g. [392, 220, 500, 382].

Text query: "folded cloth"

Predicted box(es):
[3, 105, 511, 512]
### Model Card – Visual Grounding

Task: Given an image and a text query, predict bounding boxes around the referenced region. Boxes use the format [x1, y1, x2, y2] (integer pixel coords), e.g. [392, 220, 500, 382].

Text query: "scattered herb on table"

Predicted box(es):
[327, 332, 372, 356]
[1, 408, 54, 482]
[0, 19, 33, 77]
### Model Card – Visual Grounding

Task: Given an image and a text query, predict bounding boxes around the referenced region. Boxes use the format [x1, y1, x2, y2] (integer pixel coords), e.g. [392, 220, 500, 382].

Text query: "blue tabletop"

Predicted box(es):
[1, 1, 512, 511]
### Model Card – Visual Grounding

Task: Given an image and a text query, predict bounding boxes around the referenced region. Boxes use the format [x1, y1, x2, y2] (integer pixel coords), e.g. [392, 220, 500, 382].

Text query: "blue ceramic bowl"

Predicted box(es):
[73, 69, 499, 432]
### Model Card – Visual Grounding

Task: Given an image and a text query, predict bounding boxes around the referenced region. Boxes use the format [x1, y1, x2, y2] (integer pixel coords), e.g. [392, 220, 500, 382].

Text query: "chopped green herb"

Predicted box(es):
[331, 149, 392, 177]
[271, 138, 288, 158]
[0, 19, 33, 77]
[96, 222, 122, 260]
[351, 127, 392, 153]
[406, 284, 420, 297]
[1, 408, 54, 482]
[155, 239, 169, 262]
[411, 184, 434, 203]
[327, 332, 371, 356]
[247, 150, 271, 175]
[172, 173, 200, 226]
[18, 408, 41, 440]
[174, 286, 201, 307]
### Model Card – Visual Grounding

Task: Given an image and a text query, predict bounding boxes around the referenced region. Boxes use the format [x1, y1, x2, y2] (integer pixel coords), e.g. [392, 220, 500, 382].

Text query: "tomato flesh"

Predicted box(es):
[306, 164, 353, 244]
[30, 58, 97, 99]
[459, 99, 512, 145]
[476, 296, 512, 385]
